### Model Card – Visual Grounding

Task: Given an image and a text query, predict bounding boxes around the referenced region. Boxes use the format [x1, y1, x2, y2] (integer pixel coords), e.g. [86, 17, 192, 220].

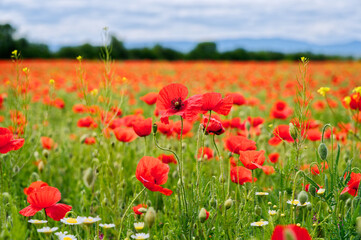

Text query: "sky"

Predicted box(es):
[1, 0, 361, 48]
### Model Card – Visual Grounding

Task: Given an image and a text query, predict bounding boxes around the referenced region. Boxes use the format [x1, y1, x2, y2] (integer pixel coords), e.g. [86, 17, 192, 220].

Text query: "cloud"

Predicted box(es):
[0, 0, 360, 46]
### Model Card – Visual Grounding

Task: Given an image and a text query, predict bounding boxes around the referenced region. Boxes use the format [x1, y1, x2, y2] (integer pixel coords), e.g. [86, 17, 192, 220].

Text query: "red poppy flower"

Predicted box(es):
[0, 127, 25, 154]
[202, 117, 225, 135]
[306, 128, 321, 141]
[158, 154, 177, 164]
[156, 83, 202, 124]
[341, 172, 361, 196]
[239, 150, 265, 170]
[262, 165, 275, 175]
[198, 147, 214, 160]
[84, 137, 96, 145]
[41, 136, 57, 150]
[110, 106, 123, 116]
[24, 181, 48, 195]
[271, 224, 311, 240]
[140, 92, 159, 105]
[72, 104, 87, 113]
[230, 166, 256, 185]
[268, 125, 294, 146]
[135, 156, 173, 196]
[247, 116, 264, 128]
[19, 186, 72, 221]
[173, 120, 193, 136]
[225, 136, 257, 155]
[201, 92, 233, 115]
[77, 116, 98, 128]
[113, 127, 137, 142]
[226, 93, 246, 105]
[133, 203, 147, 215]
[311, 162, 328, 175]
[270, 101, 293, 119]
[133, 118, 152, 137]
[268, 153, 280, 163]
[156, 121, 173, 137]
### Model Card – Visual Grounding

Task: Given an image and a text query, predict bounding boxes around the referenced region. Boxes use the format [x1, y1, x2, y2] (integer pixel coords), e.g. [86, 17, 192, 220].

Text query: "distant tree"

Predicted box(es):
[152, 44, 184, 60]
[110, 36, 128, 59]
[0, 24, 16, 58]
[187, 42, 219, 60]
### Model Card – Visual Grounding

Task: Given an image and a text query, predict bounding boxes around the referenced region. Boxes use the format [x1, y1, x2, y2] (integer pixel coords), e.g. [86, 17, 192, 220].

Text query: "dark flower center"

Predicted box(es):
[171, 97, 184, 110]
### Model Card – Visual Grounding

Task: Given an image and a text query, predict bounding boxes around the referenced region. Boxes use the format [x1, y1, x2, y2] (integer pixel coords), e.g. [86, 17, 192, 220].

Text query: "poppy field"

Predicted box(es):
[1, 52, 361, 240]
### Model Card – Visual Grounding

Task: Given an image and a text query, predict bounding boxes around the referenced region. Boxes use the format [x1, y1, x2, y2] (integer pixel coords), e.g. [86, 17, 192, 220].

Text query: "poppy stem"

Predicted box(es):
[212, 134, 225, 199]
[179, 117, 188, 215]
[143, 136, 147, 156]
[43, 209, 48, 221]
[118, 187, 146, 239]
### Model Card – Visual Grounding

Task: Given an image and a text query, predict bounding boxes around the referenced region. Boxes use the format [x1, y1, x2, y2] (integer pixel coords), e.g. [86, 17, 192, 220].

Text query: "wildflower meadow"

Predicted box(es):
[1, 48, 361, 240]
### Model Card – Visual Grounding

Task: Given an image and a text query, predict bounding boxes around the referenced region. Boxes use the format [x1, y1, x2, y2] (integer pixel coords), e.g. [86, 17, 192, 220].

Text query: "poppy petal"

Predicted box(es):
[19, 205, 42, 217]
[45, 203, 72, 221]
[27, 186, 61, 208]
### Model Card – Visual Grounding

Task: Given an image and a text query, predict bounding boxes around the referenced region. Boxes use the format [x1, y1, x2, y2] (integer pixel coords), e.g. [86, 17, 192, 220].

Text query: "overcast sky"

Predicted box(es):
[1, 0, 361, 47]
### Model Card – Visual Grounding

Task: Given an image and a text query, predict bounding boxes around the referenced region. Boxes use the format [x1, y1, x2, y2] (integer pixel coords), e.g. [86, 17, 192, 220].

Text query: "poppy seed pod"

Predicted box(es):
[224, 199, 233, 210]
[209, 197, 217, 208]
[289, 123, 298, 140]
[298, 191, 308, 205]
[42, 149, 50, 159]
[199, 208, 208, 223]
[138, 208, 147, 214]
[83, 168, 96, 188]
[145, 207, 156, 228]
[318, 143, 328, 160]
[152, 123, 158, 134]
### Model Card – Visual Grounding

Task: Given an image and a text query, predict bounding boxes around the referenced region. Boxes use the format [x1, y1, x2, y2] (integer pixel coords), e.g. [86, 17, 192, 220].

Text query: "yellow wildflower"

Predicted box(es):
[317, 87, 330, 97]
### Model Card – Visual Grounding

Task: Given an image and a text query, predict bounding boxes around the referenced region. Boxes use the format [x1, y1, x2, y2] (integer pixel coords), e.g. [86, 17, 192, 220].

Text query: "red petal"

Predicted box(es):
[202, 93, 222, 112]
[213, 95, 233, 116]
[45, 203, 72, 221]
[27, 186, 61, 208]
[19, 205, 42, 217]
[156, 83, 188, 111]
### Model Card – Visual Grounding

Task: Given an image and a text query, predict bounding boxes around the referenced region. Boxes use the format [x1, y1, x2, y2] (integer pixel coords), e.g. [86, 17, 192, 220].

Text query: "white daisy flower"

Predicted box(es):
[60, 217, 84, 225]
[55, 231, 68, 236]
[99, 223, 115, 229]
[131, 233, 150, 239]
[79, 216, 101, 225]
[37, 227, 58, 234]
[28, 219, 47, 224]
[287, 199, 300, 205]
[297, 201, 311, 207]
[317, 188, 325, 195]
[268, 210, 277, 216]
[250, 221, 269, 227]
[255, 192, 269, 196]
[58, 234, 77, 240]
[134, 222, 145, 231]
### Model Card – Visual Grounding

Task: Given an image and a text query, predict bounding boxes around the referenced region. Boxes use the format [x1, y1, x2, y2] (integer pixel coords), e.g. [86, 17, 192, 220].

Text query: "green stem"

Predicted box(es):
[118, 187, 146, 239]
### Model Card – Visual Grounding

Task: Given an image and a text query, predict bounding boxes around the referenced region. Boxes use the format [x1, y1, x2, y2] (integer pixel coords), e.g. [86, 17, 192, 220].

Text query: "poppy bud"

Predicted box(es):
[138, 208, 147, 214]
[346, 198, 352, 208]
[255, 205, 262, 216]
[298, 191, 308, 205]
[198, 208, 208, 223]
[152, 123, 158, 134]
[145, 207, 156, 228]
[306, 203, 312, 211]
[146, 200, 152, 207]
[172, 170, 178, 178]
[318, 143, 328, 160]
[83, 167, 96, 188]
[289, 123, 298, 140]
[224, 199, 233, 210]
[209, 197, 217, 207]
[356, 217, 361, 236]
[92, 158, 100, 166]
[120, 180, 126, 189]
[34, 151, 39, 159]
[42, 149, 50, 159]
[284, 229, 297, 240]
[37, 160, 44, 172]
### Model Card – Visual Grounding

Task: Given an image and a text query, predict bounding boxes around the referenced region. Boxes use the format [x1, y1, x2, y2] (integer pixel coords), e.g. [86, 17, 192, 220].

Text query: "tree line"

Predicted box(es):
[0, 23, 354, 61]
